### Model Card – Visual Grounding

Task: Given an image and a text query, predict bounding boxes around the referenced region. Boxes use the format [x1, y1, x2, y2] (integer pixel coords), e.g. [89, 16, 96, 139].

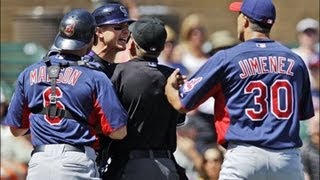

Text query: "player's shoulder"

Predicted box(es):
[272, 41, 307, 61]
[208, 46, 235, 61]
[82, 60, 103, 70]
[77, 60, 109, 79]
[21, 58, 45, 72]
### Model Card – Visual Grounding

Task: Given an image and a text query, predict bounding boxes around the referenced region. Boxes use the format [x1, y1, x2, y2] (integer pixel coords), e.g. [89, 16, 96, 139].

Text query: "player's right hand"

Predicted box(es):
[168, 68, 186, 90]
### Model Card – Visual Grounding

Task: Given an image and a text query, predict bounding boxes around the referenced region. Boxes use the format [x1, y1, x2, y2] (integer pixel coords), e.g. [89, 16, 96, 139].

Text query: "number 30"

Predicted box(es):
[244, 80, 293, 121]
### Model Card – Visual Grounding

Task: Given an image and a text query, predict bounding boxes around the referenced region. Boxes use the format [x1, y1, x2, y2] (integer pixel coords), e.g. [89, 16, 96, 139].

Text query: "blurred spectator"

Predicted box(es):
[301, 110, 319, 180]
[172, 13, 216, 154]
[206, 30, 238, 56]
[172, 13, 209, 76]
[291, 18, 319, 89]
[291, 18, 319, 144]
[174, 120, 201, 180]
[308, 58, 320, 110]
[0, 89, 8, 120]
[198, 146, 225, 180]
[1, 89, 32, 180]
[158, 25, 188, 75]
[121, 0, 139, 20]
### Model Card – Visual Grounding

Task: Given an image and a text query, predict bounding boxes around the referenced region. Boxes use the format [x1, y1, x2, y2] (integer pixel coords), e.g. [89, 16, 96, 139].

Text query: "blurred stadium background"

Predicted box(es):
[0, 0, 319, 97]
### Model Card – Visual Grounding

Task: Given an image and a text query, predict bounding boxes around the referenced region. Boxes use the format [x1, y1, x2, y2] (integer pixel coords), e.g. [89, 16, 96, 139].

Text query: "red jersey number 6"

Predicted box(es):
[42, 87, 65, 125]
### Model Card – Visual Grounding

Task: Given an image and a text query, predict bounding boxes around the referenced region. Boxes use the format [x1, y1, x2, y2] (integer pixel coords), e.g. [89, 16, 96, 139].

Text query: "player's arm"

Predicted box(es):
[5, 73, 31, 137]
[95, 71, 128, 139]
[108, 125, 127, 140]
[165, 68, 188, 113]
[9, 127, 29, 137]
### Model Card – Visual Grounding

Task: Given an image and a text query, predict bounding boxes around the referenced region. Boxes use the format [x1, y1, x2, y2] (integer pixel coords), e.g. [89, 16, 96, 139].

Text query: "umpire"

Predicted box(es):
[105, 16, 186, 180]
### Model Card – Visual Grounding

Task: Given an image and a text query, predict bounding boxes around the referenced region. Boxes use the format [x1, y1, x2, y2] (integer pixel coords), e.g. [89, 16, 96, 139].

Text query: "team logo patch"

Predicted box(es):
[64, 20, 76, 37]
[267, 19, 273, 24]
[183, 77, 203, 93]
[256, 43, 266, 48]
[150, 47, 156, 51]
[120, 6, 128, 17]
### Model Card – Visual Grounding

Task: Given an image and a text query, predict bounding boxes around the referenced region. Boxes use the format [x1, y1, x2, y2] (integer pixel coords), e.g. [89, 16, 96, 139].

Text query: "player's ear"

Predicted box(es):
[96, 27, 104, 38]
[128, 38, 136, 57]
[243, 14, 250, 28]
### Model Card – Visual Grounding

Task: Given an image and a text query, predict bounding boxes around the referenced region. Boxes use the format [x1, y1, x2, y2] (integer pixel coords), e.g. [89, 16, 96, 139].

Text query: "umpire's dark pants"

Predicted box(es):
[121, 150, 179, 180]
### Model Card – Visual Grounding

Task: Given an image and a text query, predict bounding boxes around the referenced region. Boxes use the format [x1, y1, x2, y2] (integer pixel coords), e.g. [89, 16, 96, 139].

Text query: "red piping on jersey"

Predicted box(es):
[88, 105, 99, 150]
[184, 81, 231, 145]
[212, 83, 230, 145]
[92, 98, 113, 136]
[21, 101, 30, 128]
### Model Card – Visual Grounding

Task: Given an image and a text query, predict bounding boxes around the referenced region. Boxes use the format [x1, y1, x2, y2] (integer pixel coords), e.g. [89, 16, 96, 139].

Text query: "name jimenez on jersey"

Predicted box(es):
[238, 55, 294, 79]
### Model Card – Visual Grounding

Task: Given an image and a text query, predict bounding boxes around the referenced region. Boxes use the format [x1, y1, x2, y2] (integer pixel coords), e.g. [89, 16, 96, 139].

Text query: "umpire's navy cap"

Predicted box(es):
[229, 0, 276, 26]
[129, 16, 167, 52]
[54, 9, 96, 51]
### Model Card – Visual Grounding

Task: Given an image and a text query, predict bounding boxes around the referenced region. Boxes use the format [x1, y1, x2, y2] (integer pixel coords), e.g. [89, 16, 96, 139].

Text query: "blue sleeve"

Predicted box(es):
[179, 51, 226, 110]
[3, 71, 30, 128]
[94, 72, 127, 134]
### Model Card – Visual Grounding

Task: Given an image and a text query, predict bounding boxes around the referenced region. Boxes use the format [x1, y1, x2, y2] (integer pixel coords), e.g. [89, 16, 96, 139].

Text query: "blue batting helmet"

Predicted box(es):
[92, 3, 135, 26]
[54, 9, 96, 50]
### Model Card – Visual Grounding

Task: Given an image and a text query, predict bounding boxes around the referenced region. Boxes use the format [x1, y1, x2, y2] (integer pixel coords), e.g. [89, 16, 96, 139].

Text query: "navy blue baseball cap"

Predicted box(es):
[54, 9, 96, 50]
[92, 3, 135, 26]
[129, 16, 167, 52]
[229, 0, 276, 26]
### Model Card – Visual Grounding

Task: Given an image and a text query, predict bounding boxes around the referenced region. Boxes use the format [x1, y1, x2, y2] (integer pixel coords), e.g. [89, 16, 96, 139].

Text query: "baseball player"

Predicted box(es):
[88, 3, 134, 174]
[2, 9, 128, 179]
[165, 0, 315, 180]
[89, 3, 134, 78]
[106, 16, 187, 180]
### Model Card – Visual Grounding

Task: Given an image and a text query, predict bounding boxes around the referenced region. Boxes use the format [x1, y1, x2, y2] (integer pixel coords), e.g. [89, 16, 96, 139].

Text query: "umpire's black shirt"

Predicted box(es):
[111, 57, 181, 152]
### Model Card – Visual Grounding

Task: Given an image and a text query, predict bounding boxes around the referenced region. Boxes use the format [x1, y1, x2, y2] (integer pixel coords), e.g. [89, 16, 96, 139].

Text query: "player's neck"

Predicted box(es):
[245, 31, 270, 41]
[92, 45, 116, 63]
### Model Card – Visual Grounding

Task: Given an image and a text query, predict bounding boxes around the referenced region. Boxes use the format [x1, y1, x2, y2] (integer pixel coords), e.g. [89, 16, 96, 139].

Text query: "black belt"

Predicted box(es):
[129, 150, 172, 159]
[31, 144, 85, 156]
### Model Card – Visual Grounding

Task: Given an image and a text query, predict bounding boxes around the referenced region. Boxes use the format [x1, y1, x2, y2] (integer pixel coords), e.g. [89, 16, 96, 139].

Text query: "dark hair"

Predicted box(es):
[248, 18, 272, 34]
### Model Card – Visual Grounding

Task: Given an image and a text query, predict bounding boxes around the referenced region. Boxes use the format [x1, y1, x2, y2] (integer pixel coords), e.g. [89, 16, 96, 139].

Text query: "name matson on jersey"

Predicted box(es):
[238, 56, 295, 79]
[30, 66, 82, 86]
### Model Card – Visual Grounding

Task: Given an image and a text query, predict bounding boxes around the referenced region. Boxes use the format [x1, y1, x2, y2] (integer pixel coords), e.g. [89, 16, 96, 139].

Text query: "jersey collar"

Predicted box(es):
[247, 38, 275, 43]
